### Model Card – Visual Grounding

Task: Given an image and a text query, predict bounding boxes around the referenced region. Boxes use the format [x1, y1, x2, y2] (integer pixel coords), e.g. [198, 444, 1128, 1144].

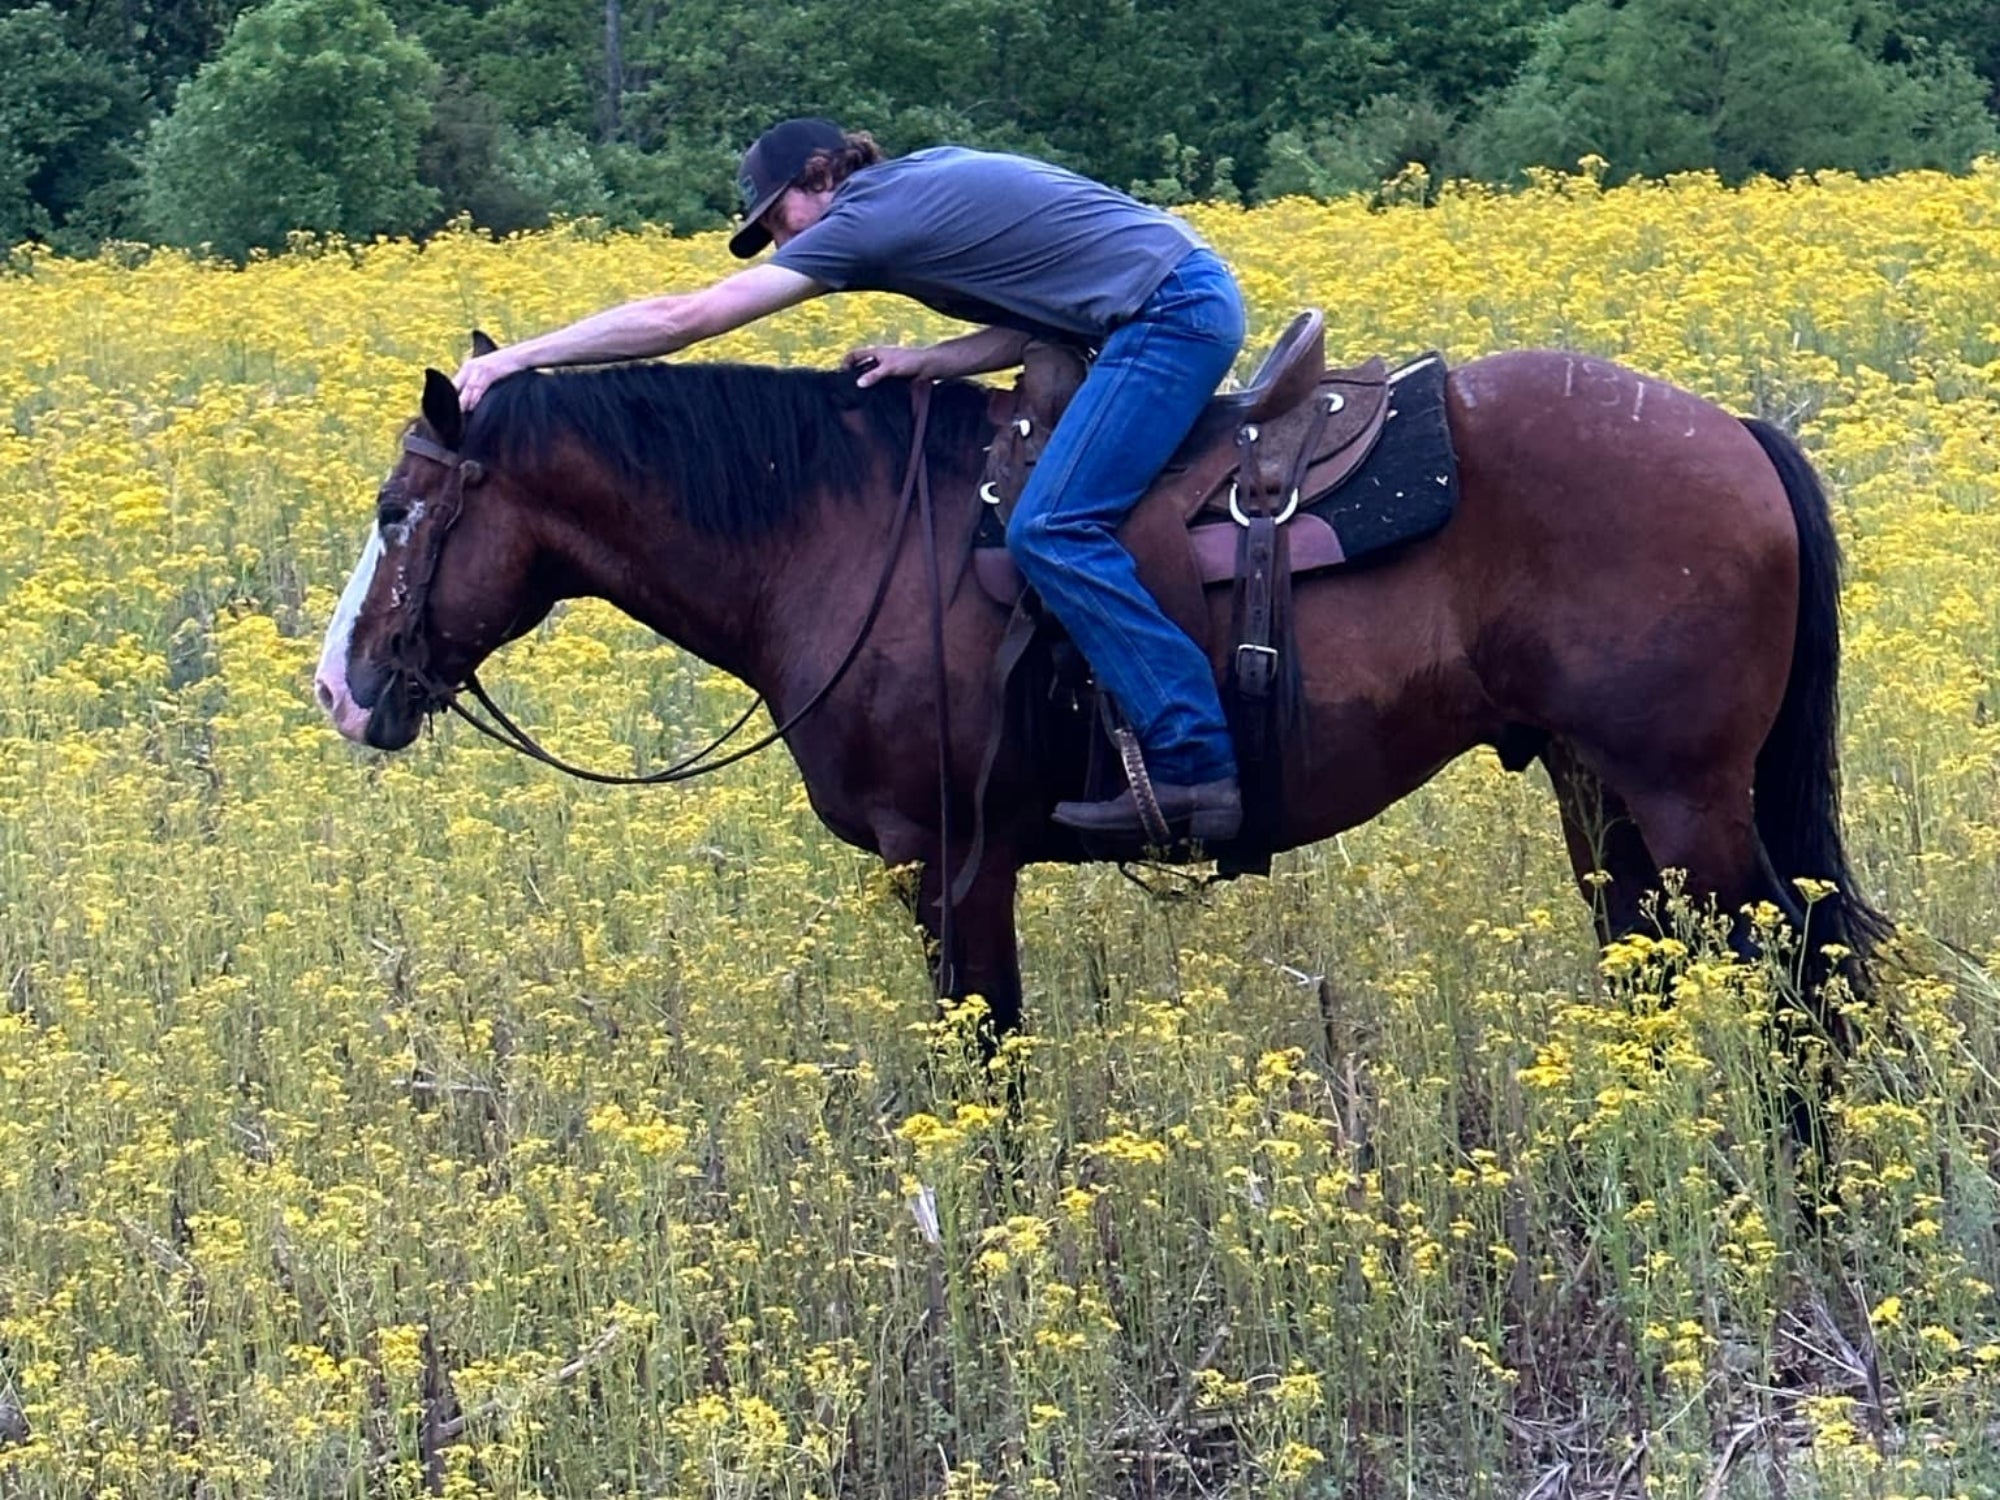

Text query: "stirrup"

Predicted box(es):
[1110, 726, 1172, 845]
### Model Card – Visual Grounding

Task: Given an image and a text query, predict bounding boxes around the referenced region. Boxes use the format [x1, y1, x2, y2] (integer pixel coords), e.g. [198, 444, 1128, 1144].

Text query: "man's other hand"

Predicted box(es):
[845, 345, 930, 387]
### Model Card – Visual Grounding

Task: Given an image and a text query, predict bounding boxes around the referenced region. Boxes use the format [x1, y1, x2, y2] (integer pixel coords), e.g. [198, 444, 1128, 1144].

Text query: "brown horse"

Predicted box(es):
[315, 347, 1886, 1033]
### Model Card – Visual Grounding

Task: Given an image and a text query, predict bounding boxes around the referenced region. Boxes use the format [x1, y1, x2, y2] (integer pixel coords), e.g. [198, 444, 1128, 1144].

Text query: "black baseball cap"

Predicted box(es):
[728, 117, 847, 258]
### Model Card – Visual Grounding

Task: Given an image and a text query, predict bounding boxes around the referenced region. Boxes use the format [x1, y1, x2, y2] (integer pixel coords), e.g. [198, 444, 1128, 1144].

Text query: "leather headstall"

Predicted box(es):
[389, 430, 485, 703]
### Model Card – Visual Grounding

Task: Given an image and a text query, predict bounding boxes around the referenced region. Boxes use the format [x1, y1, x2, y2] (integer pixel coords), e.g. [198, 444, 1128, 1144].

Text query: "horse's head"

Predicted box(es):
[315, 343, 553, 750]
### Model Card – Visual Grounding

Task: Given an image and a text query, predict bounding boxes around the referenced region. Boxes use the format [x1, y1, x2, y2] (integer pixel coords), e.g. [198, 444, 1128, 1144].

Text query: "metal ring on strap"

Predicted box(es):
[1229, 482, 1301, 528]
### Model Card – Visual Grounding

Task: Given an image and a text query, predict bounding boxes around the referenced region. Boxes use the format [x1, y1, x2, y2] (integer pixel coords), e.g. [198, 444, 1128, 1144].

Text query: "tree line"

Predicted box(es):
[4, 0, 1996, 259]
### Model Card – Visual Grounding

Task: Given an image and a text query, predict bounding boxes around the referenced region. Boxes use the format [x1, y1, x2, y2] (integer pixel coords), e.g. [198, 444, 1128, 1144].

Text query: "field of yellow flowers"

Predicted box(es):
[3, 162, 2000, 1498]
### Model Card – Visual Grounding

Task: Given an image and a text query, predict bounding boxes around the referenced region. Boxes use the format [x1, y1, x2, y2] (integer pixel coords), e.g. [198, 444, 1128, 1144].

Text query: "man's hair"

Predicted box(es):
[792, 131, 885, 193]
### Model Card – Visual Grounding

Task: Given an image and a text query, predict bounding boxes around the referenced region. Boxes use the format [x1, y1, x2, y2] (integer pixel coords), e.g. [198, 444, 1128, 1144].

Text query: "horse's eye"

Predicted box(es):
[377, 498, 409, 530]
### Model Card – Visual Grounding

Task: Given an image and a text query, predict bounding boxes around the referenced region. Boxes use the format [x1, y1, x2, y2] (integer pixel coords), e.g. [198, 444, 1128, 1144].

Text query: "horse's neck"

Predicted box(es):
[539, 462, 901, 694]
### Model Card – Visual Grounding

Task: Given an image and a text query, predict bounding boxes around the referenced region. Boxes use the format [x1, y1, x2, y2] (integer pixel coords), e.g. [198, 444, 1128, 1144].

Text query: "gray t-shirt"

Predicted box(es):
[771, 146, 1203, 343]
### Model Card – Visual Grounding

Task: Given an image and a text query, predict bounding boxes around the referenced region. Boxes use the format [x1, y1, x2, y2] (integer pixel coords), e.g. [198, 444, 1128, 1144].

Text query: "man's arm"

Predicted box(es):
[848, 325, 1032, 387]
[455, 263, 826, 406]
[924, 326, 1035, 378]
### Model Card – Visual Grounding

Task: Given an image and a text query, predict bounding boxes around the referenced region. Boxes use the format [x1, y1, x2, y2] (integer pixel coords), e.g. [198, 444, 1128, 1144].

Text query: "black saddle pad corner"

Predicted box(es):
[1305, 351, 1458, 564]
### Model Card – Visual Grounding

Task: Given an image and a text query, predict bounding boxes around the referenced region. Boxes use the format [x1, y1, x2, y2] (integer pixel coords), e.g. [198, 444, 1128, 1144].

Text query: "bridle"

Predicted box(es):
[382, 383, 940, 789]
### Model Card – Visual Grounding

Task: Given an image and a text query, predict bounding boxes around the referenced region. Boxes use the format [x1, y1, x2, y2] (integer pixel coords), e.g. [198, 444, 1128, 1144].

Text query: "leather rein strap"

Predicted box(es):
[395, 385, 938, 790]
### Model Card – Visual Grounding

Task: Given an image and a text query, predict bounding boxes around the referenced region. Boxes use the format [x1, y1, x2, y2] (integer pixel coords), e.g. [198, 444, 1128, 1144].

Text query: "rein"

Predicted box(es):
[394, 384, 939, 789]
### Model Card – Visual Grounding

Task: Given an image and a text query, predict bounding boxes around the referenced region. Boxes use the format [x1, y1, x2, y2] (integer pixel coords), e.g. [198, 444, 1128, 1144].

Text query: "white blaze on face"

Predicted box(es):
[314, 528, 384, 741]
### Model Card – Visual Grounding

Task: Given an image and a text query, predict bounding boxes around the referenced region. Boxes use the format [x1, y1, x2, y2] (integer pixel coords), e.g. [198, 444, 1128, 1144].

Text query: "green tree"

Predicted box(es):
[612, 0, 1388, 207]
[0, 0, 257, 103]
[1256, 92, 1463, 201]
[1362, 0, 1570, 109]
[355, 0, 1597, 220]
[1465, 0, 1997, 184]
[419, 77, 610, 233]
[141, 0, 439, 258]
[384, 0, 600, 136]
[1888, 0, 2000, 105]
[418, 77, 544, 232]
[0, 6, 148, 249]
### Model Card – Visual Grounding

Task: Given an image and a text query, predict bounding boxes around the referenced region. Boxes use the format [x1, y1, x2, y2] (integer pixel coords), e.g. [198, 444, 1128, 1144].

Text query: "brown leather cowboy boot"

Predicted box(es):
[1052, 776, 1243, 842]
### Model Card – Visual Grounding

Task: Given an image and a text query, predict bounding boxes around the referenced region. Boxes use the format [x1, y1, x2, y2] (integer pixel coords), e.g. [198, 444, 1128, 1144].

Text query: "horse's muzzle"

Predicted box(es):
[315, 655, 432, 750]
[359, 673, 431, 751]
[360, 692, 422, 756]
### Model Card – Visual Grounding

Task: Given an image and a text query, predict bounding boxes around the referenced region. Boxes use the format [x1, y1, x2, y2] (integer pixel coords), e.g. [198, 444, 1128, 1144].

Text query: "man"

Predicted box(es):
[453, 118, 1246, 842]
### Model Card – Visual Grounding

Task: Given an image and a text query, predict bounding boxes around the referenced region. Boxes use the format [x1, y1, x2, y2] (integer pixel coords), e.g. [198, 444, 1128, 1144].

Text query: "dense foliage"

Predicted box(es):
[1462, 0, 1997, 184]
[0, 5, 146, 251]
[140, 0, 439, 259]
[0, 0, 1997, 253]
[2, 167, 2000, 1494]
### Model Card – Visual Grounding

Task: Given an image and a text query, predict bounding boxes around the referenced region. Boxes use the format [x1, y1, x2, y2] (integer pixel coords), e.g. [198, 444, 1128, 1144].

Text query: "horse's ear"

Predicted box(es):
[422, 368, 465, 450]
[470, 329, 499, 358]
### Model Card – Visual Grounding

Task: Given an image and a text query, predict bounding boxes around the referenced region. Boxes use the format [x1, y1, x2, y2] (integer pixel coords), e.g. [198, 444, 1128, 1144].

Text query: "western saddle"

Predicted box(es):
[975, 309, 1391, 602]
[969, 309, 1393, 858]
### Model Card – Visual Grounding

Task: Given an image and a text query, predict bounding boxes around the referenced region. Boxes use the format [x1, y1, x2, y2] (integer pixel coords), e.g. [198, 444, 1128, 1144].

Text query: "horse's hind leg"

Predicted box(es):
[1616, 765, 1803, 950]
[1542, 739, 1657, 942]
[1621, 768, 1844, 1167]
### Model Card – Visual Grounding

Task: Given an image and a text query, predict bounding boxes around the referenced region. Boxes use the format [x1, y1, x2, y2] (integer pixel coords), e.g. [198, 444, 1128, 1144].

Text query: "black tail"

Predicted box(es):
[1741, 418, 1891, 976]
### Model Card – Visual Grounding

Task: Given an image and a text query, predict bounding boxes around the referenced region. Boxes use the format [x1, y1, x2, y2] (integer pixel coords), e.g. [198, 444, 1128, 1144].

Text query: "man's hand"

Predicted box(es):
[846, 345, 930, 387]
[454, 348, 525, 410]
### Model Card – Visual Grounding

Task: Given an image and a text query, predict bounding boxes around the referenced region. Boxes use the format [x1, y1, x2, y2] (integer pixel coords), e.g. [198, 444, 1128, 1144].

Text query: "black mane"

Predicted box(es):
[461, 361, 993, 540]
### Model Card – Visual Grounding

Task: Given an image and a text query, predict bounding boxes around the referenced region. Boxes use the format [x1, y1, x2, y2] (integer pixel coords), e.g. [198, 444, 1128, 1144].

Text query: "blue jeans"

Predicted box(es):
[1006, 248, 1245, 785]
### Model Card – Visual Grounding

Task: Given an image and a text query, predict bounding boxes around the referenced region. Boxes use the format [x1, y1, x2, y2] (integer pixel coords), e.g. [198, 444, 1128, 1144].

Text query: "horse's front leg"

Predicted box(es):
[908, 854, 1023, 1038]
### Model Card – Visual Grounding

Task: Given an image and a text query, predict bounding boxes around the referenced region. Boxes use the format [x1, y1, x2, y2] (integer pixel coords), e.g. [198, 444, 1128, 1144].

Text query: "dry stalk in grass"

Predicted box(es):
[366, 1321, 626, 1484]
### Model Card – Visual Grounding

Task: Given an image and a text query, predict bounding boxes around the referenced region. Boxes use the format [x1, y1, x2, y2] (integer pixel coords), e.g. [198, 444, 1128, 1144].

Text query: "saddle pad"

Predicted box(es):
[1303, 350, 1456, 563]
